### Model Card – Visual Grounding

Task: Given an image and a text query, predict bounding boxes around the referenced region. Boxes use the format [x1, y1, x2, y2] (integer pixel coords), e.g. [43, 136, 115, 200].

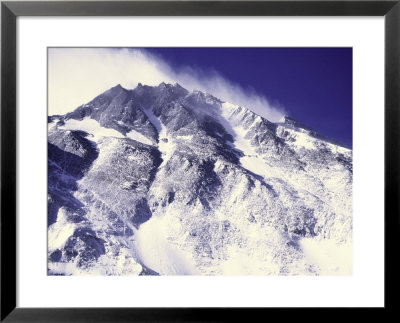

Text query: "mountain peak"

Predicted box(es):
[113, 83, 123, 90]
[172, 82, 185, 90]
[102, 83, 127, 97]
[48, 79, 353, 276]
[158, 81, 178, 88]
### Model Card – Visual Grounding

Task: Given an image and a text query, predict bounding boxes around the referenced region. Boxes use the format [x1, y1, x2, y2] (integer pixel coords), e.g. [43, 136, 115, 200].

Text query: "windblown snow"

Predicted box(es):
[48, 82, 353, 276]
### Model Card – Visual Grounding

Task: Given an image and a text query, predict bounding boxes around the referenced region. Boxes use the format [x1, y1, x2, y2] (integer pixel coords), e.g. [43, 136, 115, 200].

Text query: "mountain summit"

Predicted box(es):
[48, 82, 352, 276]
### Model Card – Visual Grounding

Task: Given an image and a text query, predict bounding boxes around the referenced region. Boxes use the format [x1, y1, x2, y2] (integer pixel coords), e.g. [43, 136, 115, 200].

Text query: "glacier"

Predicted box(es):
[47, 82, 352, 276]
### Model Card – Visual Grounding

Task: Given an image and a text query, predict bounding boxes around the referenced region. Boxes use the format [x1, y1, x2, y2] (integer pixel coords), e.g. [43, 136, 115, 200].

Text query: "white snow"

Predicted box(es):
[158, 125, 175, 167]
[176, 135, 194, 141]
[276, 125, 352, 155]
[327, 142, 352, 156]
[299, 237, 352, 275]
[126, 129, 154, 146]
[278, 115, 287, 123]
[219, 102, 268, 177]
[48, 119, 59, 131]
[120, 181, 132, 189]
[129, 119, 200, 276]
[142, 107, 162, 133]
[48, 247, 143, 276]
[60, 117, 154, 146]
[134, 216, 198, 275]
[48, 208, 77, 251]
[60, 117, 124, 142]
[276, 125, 316, 150]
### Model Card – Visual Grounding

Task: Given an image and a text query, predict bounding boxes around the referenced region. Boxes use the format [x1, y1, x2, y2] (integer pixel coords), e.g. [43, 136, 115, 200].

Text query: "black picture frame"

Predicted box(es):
[1, 0, 399, 321]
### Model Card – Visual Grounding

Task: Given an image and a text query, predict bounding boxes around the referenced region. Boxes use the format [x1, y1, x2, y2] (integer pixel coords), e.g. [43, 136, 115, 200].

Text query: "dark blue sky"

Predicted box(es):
[146, 48, 352, 148]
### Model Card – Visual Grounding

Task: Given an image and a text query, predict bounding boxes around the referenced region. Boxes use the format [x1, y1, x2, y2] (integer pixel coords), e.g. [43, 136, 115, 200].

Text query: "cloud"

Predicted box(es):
[48, 48, 285, 121]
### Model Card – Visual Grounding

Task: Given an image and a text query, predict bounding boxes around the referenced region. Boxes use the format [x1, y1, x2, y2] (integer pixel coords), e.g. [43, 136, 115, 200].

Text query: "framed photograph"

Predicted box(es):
[1, 0, 399, 321]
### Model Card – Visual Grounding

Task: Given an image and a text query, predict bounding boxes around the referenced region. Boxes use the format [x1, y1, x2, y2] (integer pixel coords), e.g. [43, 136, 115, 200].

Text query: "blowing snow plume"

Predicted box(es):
[48, 48, 285, 121]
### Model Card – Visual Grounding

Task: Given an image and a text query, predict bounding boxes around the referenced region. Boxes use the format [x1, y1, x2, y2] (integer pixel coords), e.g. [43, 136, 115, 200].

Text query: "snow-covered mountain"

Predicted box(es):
[48, 82, 352, 276]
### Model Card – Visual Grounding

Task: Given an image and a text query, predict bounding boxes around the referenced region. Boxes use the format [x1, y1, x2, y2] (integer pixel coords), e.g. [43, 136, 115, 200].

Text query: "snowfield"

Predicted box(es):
[135, 215, 198, 275]
[61, 117, 155, 146]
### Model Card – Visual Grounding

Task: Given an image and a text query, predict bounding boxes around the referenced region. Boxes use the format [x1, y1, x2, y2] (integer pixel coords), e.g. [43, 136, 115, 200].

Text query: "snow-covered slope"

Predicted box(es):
[48, 82, 352, 276]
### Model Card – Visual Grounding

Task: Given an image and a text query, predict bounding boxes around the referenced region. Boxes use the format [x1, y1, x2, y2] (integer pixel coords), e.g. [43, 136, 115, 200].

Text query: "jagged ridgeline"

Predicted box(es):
[48, 82, 352, 276]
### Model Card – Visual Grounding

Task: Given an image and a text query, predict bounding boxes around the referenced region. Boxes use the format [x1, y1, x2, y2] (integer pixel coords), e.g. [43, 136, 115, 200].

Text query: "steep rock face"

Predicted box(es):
[48, 82, 352, 276]
[48, 129, 98, 226]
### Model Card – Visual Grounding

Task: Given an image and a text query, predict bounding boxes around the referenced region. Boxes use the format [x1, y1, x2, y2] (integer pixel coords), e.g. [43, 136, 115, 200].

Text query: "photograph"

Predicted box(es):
[47, 47, 353, 276]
